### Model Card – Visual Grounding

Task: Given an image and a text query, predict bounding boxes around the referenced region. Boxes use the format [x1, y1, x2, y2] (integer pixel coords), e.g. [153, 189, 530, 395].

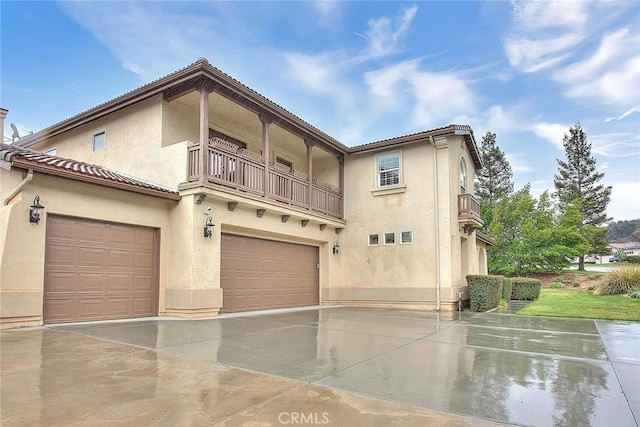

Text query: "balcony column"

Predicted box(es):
[198, 82, 212, 184]
[338, 154, 344, 216]
[259, 113, 272, 197]
[305, 139, 314, 210]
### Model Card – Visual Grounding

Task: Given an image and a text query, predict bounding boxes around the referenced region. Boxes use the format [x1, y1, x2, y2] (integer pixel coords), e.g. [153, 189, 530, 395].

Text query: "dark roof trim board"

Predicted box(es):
[1, 143, 180, 201]
[349, 124, 482, 169]
[476, 231, 496, 246]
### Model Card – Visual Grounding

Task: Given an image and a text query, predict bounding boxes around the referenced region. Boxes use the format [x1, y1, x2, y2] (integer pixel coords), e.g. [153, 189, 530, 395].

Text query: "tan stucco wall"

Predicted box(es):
[332, 135, 484, 309]
[33, 96, 188, 190]
[0, 170, 178, 327]
[333, 142, 436, 307]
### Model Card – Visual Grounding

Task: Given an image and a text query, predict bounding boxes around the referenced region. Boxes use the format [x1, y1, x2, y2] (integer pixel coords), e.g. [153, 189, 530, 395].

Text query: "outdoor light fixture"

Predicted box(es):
[204, 216, 214, 238]
[29, 195, 45, 224]
[333, 240, 340, 254]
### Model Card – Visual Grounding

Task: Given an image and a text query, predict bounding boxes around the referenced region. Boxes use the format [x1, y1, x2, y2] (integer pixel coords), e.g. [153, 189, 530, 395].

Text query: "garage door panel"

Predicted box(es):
[78, 273, 109, 292]
[133, 275, 154, 291]
[46, 244, 76, 266]
[47, 216, 77, 240]
[221, 234, 318, 313]
[78, 222, 109, 243]
[133, 252, 154, 269]
[45, 215, 158, 324]
[77, 298, 105, 319]
[78, 247, 107, 267]
[131, 298, 153, 316]
[107, 274, 131, 292]
[45, 272, 76, 293]
[109, 226, 134, 245]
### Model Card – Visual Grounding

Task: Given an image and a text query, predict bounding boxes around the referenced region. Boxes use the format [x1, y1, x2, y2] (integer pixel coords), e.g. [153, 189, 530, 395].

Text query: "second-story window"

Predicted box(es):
[93, 131, 105, 152]
[460, 157, 467, 194]
[377, 152, 400, 187]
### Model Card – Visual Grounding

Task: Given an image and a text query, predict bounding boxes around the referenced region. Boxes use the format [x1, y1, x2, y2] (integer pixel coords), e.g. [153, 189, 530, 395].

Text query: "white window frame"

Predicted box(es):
[368, 233, 380, 246]
[400, 231, 413, 244]
[383, 232, 396, 245]
[459, 157, 467, 194]
[377, 151, 401, 188]
[93, 131, 106, 152]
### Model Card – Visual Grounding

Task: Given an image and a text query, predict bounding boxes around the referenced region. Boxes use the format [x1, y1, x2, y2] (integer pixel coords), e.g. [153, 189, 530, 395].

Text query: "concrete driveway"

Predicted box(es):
[1, 306, 638, 426]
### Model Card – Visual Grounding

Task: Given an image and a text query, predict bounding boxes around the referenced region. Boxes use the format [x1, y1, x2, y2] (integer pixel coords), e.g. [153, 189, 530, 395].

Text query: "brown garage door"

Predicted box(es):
[44, 215, 158, 323]
[221, 234, 319, 313]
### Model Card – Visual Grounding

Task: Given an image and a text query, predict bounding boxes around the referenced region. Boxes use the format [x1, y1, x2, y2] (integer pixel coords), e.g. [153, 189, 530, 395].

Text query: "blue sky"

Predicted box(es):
[2, 1, 639, 221]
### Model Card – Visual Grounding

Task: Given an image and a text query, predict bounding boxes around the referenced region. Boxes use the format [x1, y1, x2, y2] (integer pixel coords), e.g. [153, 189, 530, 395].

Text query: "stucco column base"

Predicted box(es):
[0, 316, 42, 329]
[163, 289, 222, 318]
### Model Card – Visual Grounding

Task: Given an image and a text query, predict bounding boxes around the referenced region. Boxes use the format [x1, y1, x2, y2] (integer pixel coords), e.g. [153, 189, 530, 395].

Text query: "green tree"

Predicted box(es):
[554, 123, 612, 270]
[488, 188, 588, 276]
[475, 131, 514, 232]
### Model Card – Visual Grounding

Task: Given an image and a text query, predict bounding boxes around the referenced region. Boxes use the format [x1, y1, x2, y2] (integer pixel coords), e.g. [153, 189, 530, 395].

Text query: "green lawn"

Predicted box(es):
[517, 289, 640, 321]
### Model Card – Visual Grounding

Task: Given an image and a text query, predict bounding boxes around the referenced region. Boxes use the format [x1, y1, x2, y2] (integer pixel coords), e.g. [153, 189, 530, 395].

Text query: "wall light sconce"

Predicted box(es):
[204, 216, 214, 238]
[333, 240, 340, 254]
[29, 195, 45, 224]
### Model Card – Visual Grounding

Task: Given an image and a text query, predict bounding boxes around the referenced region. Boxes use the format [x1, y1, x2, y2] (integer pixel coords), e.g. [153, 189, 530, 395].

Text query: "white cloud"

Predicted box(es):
[313, 0, 340, 29]
[506, 152, 535, 174]
[530, 122, 569, 149]
[605, 105, 640, 122]
[607, 181, 640, 221]
[590, 132, 640, 158]
[553, 28, 640, 106]
[511, 0, 590, 32]
[123, 61, 144, 76]
[358, 4, 418, 59]
[504, 35, 581, 72]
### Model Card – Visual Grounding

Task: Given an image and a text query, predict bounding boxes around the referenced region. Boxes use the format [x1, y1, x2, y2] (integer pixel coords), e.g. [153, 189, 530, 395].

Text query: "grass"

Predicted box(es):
[517, 289, 640, 321]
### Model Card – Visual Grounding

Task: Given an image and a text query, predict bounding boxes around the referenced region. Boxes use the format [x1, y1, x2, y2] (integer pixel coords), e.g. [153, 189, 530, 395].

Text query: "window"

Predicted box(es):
[93, 131, 105, 152]
[459, 158, 467, 194]
[384, 232, 395, 245]
[275, 155, 293, 172]
[368, 234, 380, 246]
[401, 231, 413, 244]
[45, 148, 57, 156]
[377, 152, 400, 187]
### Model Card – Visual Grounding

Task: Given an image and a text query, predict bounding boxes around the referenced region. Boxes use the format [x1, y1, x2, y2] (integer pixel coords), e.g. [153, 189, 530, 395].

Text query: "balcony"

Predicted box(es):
[184, 138, 343, 219]
[458, 194, 483, 234]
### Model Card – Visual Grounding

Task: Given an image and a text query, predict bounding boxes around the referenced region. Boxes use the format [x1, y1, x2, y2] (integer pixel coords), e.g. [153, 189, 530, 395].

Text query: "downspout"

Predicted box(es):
[430, 136, 441, 311]
[3, 169, 34, 205]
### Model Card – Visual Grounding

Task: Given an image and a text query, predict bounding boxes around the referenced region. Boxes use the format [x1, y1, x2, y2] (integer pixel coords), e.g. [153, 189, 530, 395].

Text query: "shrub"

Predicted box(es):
[597, 265, 640, 295]
[626, 256, 640, 264]
[502, 277, 513, 300]
[511, 278, 541, 300]
[467, 275, 503, 312]
[548, 282, 563, 289]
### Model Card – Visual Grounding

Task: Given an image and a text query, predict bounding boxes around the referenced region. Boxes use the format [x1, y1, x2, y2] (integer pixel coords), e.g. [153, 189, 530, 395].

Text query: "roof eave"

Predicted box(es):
[10, 159, 181, 202]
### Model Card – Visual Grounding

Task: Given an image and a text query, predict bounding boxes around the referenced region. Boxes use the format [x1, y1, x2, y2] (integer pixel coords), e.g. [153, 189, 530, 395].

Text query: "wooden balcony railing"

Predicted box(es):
[458, 193, 482, 224]
[187, 139, 343, 219]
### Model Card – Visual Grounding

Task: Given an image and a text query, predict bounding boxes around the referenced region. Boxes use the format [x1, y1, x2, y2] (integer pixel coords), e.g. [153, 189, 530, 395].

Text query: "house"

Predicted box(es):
[610, 242, 640, 259]
[0, 58, 489, 328]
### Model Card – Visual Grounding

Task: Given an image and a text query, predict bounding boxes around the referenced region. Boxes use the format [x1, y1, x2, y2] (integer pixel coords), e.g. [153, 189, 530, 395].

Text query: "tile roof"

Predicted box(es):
[0, 143, 180, 201]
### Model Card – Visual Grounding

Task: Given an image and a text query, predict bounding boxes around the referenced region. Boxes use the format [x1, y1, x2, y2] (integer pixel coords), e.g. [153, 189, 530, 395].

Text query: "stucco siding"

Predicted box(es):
[0, 171, 175, 327]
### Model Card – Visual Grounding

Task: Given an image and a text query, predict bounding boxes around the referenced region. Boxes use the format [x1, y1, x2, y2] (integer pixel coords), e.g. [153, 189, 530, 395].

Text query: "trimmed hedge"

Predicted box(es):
[511, 278, 541, 300]
[626, 256, 640, 264]
[502, 277, 513, 300]
[467, 275, 503, 312]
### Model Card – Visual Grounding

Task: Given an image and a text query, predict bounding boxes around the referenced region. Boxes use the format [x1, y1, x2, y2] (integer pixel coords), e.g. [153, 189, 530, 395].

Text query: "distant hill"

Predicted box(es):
[608, 219, 640, 242]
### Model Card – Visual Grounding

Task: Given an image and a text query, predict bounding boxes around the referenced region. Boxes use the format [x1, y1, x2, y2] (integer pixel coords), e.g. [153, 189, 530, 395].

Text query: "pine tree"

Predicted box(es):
[554, 123, 612, 270]
[475, 131, 514, 232]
